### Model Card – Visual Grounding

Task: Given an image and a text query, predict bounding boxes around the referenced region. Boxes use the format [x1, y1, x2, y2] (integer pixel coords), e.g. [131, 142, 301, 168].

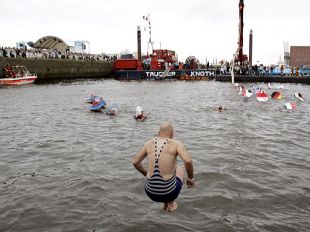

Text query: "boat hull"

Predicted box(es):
[0, 76, 37, 85]
[113, 69, 215, 81]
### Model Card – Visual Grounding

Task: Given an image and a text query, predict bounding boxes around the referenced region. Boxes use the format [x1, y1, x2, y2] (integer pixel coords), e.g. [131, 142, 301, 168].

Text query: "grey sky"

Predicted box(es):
[1, 0, 309, 64]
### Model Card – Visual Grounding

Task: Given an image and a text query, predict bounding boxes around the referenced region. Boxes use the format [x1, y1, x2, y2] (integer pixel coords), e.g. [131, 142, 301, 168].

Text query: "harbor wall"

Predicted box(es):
[0, 57, 113, 82]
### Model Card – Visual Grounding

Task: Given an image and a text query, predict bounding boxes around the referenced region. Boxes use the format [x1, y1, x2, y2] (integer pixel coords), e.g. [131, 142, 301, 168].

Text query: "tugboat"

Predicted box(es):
[0, 65, 37, 85]
[113, 18, 215, 81]
[114, 48, 215, 81]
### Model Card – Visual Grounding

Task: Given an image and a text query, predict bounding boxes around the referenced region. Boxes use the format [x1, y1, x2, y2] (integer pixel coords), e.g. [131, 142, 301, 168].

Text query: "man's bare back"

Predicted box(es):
[144, 138, 189, 180]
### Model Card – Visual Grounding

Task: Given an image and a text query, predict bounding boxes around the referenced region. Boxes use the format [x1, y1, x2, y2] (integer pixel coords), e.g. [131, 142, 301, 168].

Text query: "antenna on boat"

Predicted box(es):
[143, 14, 153, 55]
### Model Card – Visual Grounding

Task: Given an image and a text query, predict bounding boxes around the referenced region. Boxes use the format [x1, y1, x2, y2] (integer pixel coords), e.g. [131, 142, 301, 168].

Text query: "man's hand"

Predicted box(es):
[186, 178, 195, 188]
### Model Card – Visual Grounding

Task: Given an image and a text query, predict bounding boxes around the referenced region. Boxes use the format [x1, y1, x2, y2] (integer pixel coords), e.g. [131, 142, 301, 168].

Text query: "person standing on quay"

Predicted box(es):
[132, 122, 195, 212]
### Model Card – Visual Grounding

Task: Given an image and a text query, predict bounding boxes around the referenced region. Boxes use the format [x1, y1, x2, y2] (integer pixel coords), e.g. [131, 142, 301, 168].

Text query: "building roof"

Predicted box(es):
[34, 36, 69, 52]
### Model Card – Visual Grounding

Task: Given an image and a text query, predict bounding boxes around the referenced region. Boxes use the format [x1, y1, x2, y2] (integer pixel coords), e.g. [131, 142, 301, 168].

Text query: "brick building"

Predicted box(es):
[290, 46, 310, 67]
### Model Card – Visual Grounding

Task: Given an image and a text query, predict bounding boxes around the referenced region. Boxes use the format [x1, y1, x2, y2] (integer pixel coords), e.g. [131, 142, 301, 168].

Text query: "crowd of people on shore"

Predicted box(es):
[0, 46, 116, 62]
[216, 60, 310, 77]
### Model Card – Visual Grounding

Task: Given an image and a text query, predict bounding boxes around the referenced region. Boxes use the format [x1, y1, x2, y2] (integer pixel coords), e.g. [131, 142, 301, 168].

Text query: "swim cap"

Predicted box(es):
[135, 106, 143, 117]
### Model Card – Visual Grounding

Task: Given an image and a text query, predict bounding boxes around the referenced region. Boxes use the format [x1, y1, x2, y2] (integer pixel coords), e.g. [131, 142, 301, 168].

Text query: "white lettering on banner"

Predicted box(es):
[190, 71, 215, 77]
[146, 72, 176, 77]
[145, 70, 214, 77]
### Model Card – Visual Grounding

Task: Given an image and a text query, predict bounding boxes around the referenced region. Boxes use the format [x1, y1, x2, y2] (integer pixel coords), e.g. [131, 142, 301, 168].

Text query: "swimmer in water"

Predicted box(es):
[106, 107, 117, 115]
[218, 106, 227, 112]
[134, 106, 147, 121]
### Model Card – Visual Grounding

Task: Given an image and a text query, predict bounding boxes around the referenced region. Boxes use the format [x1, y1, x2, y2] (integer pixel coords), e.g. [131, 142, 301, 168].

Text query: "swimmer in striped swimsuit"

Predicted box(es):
[133, 122, 195, 212]
[144, 138, 183, 204]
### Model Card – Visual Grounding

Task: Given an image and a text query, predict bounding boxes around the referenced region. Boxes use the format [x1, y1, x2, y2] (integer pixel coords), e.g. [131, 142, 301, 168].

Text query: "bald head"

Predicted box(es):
[159, 122, 173, 133]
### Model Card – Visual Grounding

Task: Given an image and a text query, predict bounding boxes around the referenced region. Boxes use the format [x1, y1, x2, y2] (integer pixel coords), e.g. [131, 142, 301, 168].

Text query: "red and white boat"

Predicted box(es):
[0, 65, 37, 85]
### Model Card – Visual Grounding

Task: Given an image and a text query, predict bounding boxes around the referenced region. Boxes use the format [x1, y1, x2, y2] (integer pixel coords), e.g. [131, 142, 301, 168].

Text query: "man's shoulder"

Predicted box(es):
[145, 138, 155, 146]
[170, 138, 181, 143]
[169, 139, 184, 147]
[171, 139, 186, 148]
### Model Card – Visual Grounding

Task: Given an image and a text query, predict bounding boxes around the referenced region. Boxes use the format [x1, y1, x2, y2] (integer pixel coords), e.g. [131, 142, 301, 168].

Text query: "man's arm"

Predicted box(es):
[132, 142, 148, 177]
[176, 142, 194, 179]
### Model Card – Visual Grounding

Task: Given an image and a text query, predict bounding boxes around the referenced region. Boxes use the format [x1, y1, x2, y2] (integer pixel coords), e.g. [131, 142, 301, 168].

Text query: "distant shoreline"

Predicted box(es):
[2, 57, 310, 84]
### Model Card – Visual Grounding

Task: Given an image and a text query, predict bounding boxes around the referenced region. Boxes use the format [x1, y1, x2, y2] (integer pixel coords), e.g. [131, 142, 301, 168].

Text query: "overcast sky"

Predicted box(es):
[1, 0, 309, 64]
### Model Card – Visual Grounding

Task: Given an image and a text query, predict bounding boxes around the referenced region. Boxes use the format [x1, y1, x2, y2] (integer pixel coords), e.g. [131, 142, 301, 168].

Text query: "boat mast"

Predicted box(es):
[143, 14, 153, 55]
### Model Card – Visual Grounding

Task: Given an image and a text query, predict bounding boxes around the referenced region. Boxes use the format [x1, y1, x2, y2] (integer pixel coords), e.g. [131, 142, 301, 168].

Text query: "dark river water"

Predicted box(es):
[0, 79, 309, 232]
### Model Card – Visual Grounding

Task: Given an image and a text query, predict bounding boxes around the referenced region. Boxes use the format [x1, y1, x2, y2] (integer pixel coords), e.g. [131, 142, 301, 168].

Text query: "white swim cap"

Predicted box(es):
[135, 106, 143, 117]
[294, 93, 304, 102]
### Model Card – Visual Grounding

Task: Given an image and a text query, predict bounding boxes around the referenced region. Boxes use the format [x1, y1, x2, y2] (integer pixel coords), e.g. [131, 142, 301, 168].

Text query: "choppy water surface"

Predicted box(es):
[0, 79, 309, 232]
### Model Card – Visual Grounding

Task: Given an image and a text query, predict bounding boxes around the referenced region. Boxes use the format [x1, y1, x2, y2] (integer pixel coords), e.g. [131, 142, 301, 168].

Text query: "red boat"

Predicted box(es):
[0, 65, 37, 85]
[113, 50, 215, 81]
[113, 21, 215, 81]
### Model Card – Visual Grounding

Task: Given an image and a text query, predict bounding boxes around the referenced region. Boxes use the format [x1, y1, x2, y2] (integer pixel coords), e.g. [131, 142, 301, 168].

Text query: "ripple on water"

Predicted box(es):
[0, 80, 309, 232]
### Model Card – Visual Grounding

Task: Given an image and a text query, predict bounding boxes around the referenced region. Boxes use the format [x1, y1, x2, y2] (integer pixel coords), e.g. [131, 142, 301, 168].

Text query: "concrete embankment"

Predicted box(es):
[0, 57, 113, 82]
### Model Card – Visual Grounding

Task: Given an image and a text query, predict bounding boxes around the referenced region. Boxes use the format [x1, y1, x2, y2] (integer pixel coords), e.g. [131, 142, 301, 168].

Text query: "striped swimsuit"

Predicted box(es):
[144, 138, 182, 203]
